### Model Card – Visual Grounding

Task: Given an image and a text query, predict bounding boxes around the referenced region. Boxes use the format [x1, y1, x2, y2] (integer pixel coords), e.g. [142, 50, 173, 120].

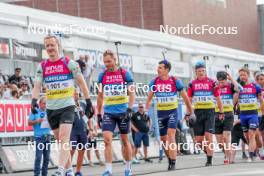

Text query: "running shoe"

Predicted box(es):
[124, 169, 132, 176]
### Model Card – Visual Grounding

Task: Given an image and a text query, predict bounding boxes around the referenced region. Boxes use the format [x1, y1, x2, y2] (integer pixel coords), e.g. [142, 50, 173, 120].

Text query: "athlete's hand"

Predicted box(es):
[97, 114, 103, 128]
[31, 98, 39, 114]
[124, 108, 133, 120]
[189, 113, 197, 125]
[85, 99, 94, 119]
[219, 112, 225, 121]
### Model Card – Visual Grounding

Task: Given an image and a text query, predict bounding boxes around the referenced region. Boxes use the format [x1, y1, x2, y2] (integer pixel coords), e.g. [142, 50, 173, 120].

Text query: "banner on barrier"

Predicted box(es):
[0, 100, 33, 137]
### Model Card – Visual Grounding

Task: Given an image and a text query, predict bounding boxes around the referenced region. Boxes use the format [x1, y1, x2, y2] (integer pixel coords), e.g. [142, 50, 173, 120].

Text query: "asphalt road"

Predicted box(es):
[2, 152, 264, 176]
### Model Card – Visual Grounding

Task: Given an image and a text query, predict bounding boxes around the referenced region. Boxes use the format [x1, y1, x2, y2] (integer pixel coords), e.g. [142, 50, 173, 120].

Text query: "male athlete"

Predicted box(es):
[31, 34, 94, 176]
[146, 60, 193, 170]
[188, 60, 224, 166]
[97, 50, 135, 176]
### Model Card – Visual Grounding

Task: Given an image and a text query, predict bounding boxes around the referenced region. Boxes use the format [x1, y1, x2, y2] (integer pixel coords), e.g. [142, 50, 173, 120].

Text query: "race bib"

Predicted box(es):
[156, 96, 178, 111]
[239, 98, 258, 111]
[193, 96, 215, 109]
[216, 99, 233, 112]
[104, 88, 128, 105]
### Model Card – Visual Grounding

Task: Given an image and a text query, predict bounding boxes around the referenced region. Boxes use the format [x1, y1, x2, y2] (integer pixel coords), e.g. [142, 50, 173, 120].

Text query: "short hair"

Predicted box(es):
[159, 60, 171, 72]
[239, 67, 250, 75]
[44, 35, 60, 45]
[103, 49, 116, 58]
[39, 96, 47, 104]
[15, 68, 21, 71]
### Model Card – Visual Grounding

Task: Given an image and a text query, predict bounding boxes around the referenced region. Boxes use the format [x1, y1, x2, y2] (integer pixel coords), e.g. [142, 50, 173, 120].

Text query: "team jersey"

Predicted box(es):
[188, 77, 220, 109]
[258, 87, 264, 116]
[238, 83, 261, 115]
[215, 83, 236, 112]
[149, 76, 184, 117]
[98, 68, 133, 114]
[35, 57, 82, 110]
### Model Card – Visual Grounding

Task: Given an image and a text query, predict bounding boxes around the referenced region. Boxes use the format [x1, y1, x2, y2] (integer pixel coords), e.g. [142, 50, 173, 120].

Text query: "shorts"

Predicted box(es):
[240, 113, 259, 132]
[231, 124, 247, 146]
[259, 116, 264, 131]
[47, 106, 75, 130]
[134, 132, 149, 148]
[70, 132, 88, 150]
[158, 111, 178, 136]
[214, 112, 234, 134]
[193, 109, 215, 136]
[102, 113, 130, 134]
[87, 138, 97, 149]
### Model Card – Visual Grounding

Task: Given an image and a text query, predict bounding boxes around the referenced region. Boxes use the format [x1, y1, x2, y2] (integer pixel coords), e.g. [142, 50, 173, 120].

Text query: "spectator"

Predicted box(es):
[8, 68, 23, 87]
[19, 80, 30, 96]
[28, 96, 51, 176]
[131, 103, 153, 163]
[76, 55, 86, 74]
[11, 89, 19, 99]
[83, 55, 95, 88]
[2, 83, 17, 99]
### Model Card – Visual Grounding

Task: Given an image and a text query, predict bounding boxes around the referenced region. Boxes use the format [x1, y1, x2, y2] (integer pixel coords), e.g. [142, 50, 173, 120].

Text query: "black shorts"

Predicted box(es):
[214, 112, 234, 134]
[87, 138, 97, 149]
[259, 116, 264, 131]
[47, 106, 75, 130]
[193, 109, 215, 136]
[231, 124, 247, 146]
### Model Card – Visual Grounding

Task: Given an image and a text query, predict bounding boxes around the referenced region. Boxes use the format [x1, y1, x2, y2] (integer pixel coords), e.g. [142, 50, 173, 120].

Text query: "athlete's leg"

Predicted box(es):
[167, 128, 177, 160]
[103, 131, 113, 163]
[223, 131, 232, 160]
[58, 123, 73, 169]
[215, 134, 224, 150]
[76, 150, 85, 172]
[120, 134, 132, 161]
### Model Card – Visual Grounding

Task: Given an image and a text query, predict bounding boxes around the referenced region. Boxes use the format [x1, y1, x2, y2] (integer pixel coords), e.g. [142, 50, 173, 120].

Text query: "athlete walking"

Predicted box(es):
[97, 50, 135, 176]
[145, 60, 193, 171]
[31, 35, 94, 176]
[215, 71, 241, 164]
[188, 60, 223, 166]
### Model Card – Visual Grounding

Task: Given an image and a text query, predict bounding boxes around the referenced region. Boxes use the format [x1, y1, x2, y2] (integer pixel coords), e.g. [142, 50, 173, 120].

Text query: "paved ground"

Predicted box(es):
[2, 152, 264, 176]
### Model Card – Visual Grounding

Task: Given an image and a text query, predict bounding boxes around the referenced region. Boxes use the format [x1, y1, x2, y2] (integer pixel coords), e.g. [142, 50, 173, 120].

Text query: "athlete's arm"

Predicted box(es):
[76, 74, 91, 99]
[180, 90, 193, 114]
[258, 93, 264, 115]
[32, 81, 42, 99]
[216, 96, 224, 113]
[145, 92, 154, 111]
[97, 83, 104, 114]
[228, 73, 241, 93]
[127, 84, 135, 109]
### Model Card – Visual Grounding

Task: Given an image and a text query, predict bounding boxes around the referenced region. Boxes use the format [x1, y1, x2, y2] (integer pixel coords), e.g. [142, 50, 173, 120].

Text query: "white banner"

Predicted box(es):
[133, 56, 190, 78]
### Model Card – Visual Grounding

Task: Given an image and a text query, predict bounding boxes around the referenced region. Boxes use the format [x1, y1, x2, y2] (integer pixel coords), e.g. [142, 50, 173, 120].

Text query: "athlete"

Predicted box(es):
[97, 50, 135, 176]
[215, 71, 241, 164]
[188, 60, 223, 166]
[31, 34, 94, 176]
[145, 60, 193, 171]
[253, 71, 264, 159]
[238, 67, 264, 162]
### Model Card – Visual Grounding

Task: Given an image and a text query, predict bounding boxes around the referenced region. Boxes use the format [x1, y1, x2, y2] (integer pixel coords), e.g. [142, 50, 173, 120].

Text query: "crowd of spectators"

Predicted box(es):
[0, 68, 31, 99]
